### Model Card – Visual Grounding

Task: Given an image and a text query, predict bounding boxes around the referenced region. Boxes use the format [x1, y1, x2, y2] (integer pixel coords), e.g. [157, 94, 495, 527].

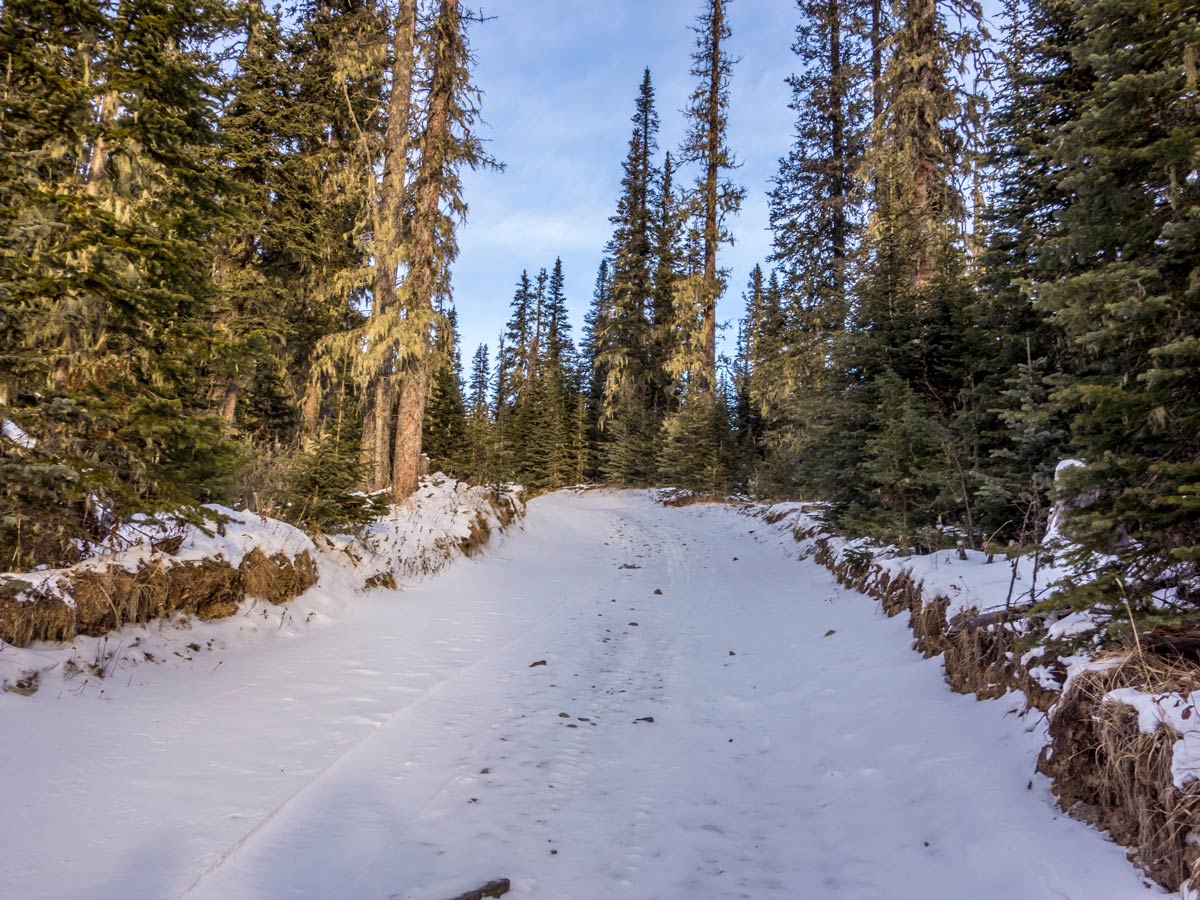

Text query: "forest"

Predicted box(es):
[1, 0, 1197, 630]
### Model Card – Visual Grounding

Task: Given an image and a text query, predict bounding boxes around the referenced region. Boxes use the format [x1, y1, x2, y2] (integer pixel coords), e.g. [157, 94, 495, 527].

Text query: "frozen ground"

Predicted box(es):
[0, 490, 1161, 899]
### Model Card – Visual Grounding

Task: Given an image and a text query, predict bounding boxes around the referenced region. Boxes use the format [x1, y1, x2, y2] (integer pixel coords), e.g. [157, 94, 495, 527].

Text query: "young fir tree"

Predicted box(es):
[542, 258, 582, 486]
[497, 271, 534, 476]
[581, 259, 614, 479]
[464, 343, 495, 483]
[423, 308, 469, 477]
[1034, 0, 1200, 610]
[597, 70, 661, 484]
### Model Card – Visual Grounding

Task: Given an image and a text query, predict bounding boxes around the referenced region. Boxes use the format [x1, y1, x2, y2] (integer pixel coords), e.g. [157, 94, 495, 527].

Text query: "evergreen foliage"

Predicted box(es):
[3, 0, 1196, 636]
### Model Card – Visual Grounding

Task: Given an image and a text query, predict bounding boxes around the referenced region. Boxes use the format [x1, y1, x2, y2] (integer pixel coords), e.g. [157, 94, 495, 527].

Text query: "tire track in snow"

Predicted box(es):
[177, 591, 580, 899]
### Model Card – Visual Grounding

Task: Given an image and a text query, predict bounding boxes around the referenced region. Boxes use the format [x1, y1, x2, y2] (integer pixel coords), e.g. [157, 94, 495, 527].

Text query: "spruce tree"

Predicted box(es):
[390, 0, 495, 501]
[423, 309, 469, 477]
[597, 71, 661, 484]
[1, 0, 245, 566]
[465, 343, 496, 483]
[1036, 0, 1200, 608]
[678, 0, 744, 398]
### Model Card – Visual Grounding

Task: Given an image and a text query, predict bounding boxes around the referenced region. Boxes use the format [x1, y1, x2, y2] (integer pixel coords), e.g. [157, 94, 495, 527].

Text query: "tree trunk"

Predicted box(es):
[700, 0, 723, 398]
[392, 357, 429, 499]
[362, 0, 417, 492]
[829, 0, 846, 312]
[871, 0, 883, 122]
[910, 0, 938, 290]
[217, 378, 238, 428]
[391, 0, 457, 503]
[85, 90, 118, 196]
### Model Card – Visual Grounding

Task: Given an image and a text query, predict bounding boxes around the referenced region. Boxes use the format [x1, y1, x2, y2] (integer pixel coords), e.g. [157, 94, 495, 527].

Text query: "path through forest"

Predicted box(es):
[0, 492, 1157, 899]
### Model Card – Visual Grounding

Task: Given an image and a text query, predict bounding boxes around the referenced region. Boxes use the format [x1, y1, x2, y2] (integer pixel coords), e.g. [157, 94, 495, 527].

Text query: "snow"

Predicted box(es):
[0, 490, 1163, 899]
[1, 416, 35, 448]
[758, 502, 1070, 620]
[351, 476, 521, 582]
[1047, 610, 1102, 641]
[1104, 688, 1200, 789]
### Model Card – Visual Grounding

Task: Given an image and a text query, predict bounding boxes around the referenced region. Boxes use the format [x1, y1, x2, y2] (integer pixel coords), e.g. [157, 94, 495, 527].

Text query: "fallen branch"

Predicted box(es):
[946, 604, 1033, 634]
[445, 878, 510, 900]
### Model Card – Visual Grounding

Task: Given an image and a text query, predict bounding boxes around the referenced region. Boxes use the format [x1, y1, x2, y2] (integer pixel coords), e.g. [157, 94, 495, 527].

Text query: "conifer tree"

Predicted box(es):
[465, 343, 495, 482]
[1035, 0, 1200, 606]
[678, 0, 744, 398]
[650, 151, 684, 417]
[974, 0, 1088, 537]
[833, 0, 987, 544]
[581, 259, 614, 479]
[210, 4, 298, 441]
[597, 71, 661, 483]
[1, 0, 245, 565]
[390, 0, 494, 501]
[422, 308, 468, 477]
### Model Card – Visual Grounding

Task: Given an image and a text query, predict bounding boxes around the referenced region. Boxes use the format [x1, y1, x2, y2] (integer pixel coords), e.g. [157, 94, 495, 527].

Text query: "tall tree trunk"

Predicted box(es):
[392, 0, 457, 501]
[217, 379, 238, 428]
[362, 0, 417, 491]
[392, 356, 429, 498]
[700, 0, 725, 398]
[910, 0, 937, 290]
[84, 90, 117, 195]
[829, 0, 847, 313]
[871, 0, 883, 122]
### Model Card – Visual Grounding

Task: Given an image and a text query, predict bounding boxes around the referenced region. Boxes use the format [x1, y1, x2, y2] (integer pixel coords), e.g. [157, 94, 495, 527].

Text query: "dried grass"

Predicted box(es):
[0, 550, 318, 648]
[1040, 652, 1200, 891]
[459, 512, 493, 557]
[240, 548, 319, 605]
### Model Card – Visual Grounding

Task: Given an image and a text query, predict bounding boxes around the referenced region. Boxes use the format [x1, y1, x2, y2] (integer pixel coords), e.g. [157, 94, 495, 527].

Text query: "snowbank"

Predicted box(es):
[0, 476, 524, 696]
[731, 494, 1200, 896]
[347, 476, 523, 584]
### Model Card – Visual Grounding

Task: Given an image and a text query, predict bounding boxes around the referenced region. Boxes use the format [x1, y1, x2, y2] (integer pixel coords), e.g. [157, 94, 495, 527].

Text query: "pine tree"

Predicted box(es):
[1034, 0, 1200, 608]
[678, 0, 744, 398]
[974, 0, 1088, 539]
[766, 0, 870, 470]
[423, 309, 469, 477]
[389, 0, 495, 501]
[0, 0, 246, 566]
[650, 151, 683, 418]
[581, 259, 613, 479]
[280, 0, 387, 439]
[210, 4, 298, 443]
[543, 258, 581, 485]
[829, 0, 987, 544]
[597, 71, 661, 484]
[465, 342, 496, 482]
[769, 0, 869, 317]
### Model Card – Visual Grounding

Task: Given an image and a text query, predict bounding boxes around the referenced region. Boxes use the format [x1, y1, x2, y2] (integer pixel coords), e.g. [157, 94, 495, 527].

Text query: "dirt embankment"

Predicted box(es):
[0, 548, 318, 648]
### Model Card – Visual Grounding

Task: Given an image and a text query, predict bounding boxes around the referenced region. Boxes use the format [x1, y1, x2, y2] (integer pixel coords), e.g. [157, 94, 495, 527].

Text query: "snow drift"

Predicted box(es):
[0, 476, 524, 695]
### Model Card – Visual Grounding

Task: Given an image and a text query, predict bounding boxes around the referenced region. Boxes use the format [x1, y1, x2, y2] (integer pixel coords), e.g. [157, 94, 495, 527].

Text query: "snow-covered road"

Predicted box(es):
[1, 491, 1156, 899]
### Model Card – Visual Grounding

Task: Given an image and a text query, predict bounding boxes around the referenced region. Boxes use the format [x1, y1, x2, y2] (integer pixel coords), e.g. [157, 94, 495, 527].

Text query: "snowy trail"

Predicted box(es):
[0, 491, 1156, 899]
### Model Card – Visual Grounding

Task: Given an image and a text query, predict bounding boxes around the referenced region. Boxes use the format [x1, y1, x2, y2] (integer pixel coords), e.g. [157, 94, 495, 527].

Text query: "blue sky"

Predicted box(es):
[451, 0, 799, 363]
